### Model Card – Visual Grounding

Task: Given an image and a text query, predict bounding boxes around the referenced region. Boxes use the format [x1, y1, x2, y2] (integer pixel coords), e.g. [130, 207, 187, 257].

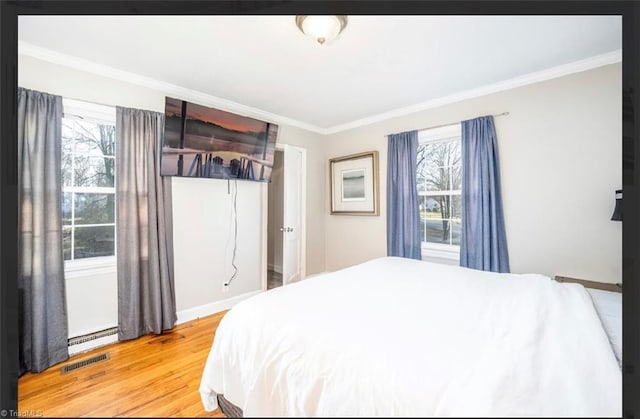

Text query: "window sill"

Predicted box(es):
[65, 256, 116, 279]
[421, 245, 460, 261]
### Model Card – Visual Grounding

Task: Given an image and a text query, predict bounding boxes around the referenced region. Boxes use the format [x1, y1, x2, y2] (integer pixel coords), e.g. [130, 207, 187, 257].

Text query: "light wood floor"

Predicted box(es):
[267, 269, 282, 290]
[18, 311, 228, 417]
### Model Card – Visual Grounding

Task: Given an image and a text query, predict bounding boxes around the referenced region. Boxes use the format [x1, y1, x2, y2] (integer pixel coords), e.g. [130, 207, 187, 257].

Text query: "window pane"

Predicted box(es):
[420, 214, 427, 243]
[62, 137, 73, 187]
[451, 195, 462, 219]
[418, 144, 449, 191]
[74, 226, 115, 259]
[72, 120, 115, 158]
[62, 193, 72, 225]
[416, 179, 427, 194]
[62, 158, 72, 187]
[426, 166, 448, 191]
[451, 162, 462, 190]
[63, 227, 72, 261]
[444, 140, 461, 168]
[417, 134, 462, 248]
[424, 196, 443, 219]
[451, 219, 462, 246]
[74, 193, 115, 224]
[420, 140, 463, 191]
[62, 120, 75, 151]
[416, 145, 429, 192]
[62, 120, 75, 187]
[446, 140, 461, 190]
[74, 156, 115, 187]
[426, 194, 452, 219]
[425, 219, 450, 244]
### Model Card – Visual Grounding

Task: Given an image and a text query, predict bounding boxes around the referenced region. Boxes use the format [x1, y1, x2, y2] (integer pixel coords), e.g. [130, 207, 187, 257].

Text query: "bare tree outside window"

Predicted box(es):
[416, 136, 462, 246]
[62, 117, 116, 261]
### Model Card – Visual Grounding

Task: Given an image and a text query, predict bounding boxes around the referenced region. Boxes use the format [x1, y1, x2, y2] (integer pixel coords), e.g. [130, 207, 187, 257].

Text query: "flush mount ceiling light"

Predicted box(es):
[295, 15, 348, 45]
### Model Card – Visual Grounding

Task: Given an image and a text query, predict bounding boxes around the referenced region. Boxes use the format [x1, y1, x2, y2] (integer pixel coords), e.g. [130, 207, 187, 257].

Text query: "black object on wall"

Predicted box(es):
[611, 189, 622, 221]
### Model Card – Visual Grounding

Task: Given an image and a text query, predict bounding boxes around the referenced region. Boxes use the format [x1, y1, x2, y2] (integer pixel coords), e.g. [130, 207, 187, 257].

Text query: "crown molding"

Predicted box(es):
[18, 41, 326, 134]
[323, 49, 622, 134]
[19, 41, 620, 136]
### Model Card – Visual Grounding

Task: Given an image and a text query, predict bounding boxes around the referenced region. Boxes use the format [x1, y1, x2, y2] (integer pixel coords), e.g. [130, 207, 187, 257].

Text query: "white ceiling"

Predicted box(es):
[18, 15, 621, 133]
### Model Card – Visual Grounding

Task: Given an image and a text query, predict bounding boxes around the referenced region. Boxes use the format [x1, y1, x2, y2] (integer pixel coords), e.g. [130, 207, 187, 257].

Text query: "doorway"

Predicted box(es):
[265, 144, 306, 291]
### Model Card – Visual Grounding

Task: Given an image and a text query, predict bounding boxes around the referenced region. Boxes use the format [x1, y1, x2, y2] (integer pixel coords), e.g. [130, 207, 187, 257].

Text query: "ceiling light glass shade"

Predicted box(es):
[295, 16, 348, 45]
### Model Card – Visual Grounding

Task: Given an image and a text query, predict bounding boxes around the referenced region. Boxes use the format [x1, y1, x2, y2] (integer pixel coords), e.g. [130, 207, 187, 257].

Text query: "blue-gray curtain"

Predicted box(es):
[387, 130, 421, 259]
[18, 87, 69, 373]
[460, 116, 509, 272]
[116, 107, 176, 341]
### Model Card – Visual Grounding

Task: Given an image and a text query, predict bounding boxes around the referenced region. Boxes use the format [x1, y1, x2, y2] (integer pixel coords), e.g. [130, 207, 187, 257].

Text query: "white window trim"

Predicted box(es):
[62, 98, 117, 276]
[63, 98, 116, 124]
[64, 255, 116, 279]
[418, 123, 462, 261]
[418, 123, 461, 143]
[65, 186, 115, 194]
[66, 222, 115, 229]
[422, 242, 460, 261]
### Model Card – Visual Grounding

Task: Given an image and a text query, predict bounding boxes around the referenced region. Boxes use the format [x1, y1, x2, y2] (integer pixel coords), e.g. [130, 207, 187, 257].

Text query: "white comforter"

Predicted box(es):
[199, 257, 621, 417]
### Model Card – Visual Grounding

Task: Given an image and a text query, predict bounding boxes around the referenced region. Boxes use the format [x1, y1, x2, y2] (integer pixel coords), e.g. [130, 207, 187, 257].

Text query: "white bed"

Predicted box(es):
[199, 256, 621, 417]
[586, 288, 622, 366]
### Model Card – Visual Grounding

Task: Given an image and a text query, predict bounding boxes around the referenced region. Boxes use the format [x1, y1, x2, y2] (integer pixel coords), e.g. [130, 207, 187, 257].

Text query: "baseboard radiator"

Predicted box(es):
[68, 327, 118, 347]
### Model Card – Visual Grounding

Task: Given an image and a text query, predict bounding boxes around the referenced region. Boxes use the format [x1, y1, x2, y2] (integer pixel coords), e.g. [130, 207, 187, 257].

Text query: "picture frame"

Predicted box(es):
[329, 151, 379, 215]
[161, 96, 278, 182]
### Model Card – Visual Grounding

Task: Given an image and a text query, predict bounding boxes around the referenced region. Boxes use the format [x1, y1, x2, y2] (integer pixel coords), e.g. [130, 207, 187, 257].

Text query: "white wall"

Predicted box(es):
[267, 150, 284, 273]
[172, 177, 264, 311]
[64, 271, 118, 337]
[324, 63, 622, 284]
[18, 54, 326, 337]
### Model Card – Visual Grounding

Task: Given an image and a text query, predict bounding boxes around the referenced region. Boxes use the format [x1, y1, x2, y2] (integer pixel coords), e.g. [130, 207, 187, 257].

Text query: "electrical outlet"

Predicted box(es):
[222, 283, 230, 293]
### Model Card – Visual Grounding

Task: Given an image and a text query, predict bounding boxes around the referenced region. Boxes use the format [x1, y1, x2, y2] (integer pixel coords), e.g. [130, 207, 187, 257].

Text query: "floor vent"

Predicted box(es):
[61, 353, 109, 375]
[68, 327, 118, 347]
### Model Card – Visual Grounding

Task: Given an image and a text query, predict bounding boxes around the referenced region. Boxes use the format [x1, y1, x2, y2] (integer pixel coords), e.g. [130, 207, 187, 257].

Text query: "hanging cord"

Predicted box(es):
[224, 179, 239, 287]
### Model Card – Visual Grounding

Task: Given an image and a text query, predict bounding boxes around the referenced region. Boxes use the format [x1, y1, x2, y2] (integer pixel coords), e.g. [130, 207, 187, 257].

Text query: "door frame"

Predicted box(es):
[261, 143, 307, 291]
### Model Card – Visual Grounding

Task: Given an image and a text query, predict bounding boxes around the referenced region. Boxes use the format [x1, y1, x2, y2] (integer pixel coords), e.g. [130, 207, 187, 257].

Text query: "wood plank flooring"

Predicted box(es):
[18, 311, 228, 417]
[267, 269, 282, 290]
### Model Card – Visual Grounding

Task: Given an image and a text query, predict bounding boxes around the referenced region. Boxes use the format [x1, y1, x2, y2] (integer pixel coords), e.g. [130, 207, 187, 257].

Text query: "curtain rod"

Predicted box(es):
[391, 112, 510, 136]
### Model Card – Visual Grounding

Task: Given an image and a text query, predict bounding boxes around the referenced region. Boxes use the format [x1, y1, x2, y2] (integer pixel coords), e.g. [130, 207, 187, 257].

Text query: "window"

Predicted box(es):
[416, 124, 462, 258]
[61, 99, 116, 267]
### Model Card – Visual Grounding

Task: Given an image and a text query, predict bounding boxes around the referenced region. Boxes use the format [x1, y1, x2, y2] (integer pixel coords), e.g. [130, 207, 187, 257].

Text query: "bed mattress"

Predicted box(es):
[200, 257, 621, 417]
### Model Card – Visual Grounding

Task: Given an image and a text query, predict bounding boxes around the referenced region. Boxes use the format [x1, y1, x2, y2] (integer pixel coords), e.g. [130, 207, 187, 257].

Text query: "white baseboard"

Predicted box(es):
[66, 290, 262, 356]
[68, 323, 118, 340]
[68, 334, 119, 356]
[267, 263, 282, 274]
[175, 290, 263, 325]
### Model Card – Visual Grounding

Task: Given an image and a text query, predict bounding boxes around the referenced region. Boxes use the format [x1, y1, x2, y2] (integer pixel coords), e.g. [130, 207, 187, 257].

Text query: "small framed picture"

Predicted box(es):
[329, 151, 379, 215]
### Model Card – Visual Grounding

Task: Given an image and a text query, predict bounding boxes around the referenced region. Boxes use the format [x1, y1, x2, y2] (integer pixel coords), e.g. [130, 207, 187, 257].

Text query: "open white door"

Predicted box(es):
[281, 144, 305, 285]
